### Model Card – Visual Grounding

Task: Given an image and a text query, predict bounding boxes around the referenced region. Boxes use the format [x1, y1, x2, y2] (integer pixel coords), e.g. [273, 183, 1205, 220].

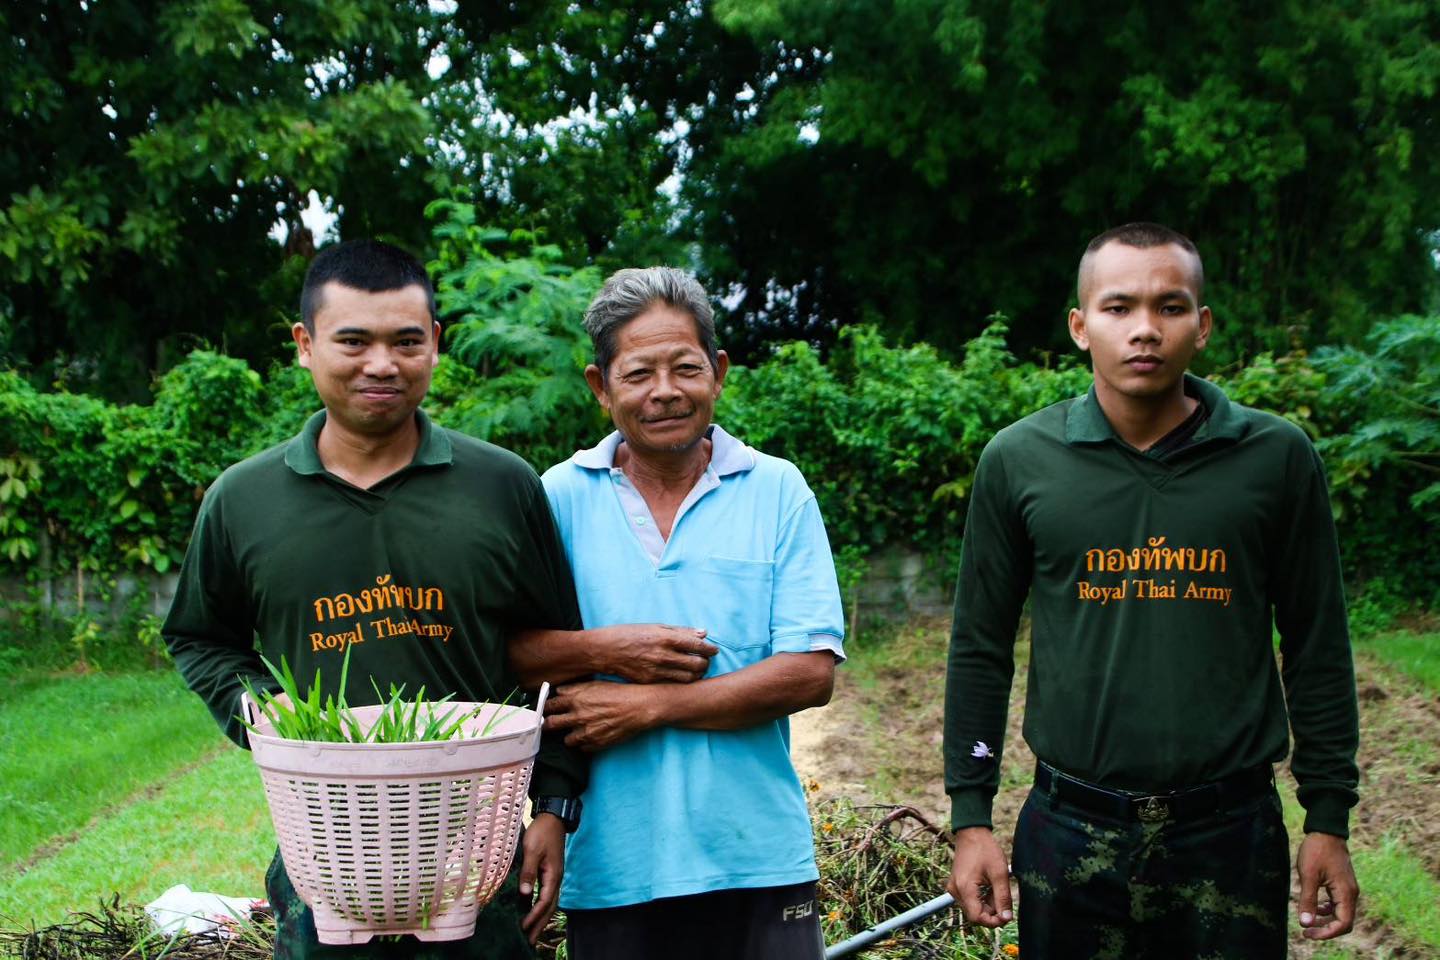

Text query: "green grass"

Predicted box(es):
[1353, 630, 1440, 693]
[1351, 834, 1440, 951]
[1277, 766, 1439, 955]
[0, 671, 231, 869]
[1, 749, 275, 926]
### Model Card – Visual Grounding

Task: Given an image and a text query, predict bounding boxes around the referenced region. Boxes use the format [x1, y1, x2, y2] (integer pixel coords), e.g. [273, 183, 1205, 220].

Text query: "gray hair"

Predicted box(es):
[583, 267, 720, 374]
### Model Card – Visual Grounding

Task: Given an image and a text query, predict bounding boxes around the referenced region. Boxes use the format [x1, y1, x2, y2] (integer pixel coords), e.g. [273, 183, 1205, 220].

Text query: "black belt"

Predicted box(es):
[1034, 762, 1273, 824]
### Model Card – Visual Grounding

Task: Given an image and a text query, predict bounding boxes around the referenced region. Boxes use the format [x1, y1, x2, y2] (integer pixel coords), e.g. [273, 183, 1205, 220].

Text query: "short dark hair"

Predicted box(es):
[1078, 222, 1204, 302]
[299, 240, 436, 332]
[583, 267, 719, 375]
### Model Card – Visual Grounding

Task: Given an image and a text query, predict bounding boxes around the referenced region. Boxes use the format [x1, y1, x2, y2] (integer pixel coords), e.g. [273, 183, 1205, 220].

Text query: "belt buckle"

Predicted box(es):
[1136, 795, 1170, 823]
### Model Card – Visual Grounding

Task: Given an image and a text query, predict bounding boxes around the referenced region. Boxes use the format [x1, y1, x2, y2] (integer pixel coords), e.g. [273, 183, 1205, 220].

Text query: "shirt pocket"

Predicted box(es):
[698, 555, 775, 654]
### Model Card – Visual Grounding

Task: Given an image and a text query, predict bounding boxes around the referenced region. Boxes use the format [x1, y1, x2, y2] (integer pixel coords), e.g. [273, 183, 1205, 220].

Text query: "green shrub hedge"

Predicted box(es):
[2, 314, 1435, 613]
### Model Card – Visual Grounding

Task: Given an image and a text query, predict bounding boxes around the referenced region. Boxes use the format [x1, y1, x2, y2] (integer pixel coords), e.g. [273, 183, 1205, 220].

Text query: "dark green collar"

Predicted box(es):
[1065, 374, 1247, 446]
[284, 409, 453, 477]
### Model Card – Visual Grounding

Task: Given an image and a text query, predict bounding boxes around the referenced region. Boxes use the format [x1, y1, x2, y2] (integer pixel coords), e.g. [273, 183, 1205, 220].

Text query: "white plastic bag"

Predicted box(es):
[144, 883, 262, 936]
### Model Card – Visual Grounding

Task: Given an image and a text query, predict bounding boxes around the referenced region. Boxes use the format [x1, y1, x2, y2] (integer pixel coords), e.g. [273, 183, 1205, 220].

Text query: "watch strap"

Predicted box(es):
[532, 795, 582, 832]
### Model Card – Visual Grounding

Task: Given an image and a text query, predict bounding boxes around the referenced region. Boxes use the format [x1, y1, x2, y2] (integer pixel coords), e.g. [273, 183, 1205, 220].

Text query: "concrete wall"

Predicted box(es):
[2, 546, 948, 630]
[854, 544, 952, 620]
[0, 568, 178, 623]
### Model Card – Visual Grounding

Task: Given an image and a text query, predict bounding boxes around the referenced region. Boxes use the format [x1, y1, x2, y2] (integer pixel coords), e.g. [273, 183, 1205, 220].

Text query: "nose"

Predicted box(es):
[362, 346, 400, 378]
[1129, 308, 1161, 344]
[649, 369, 682, 401]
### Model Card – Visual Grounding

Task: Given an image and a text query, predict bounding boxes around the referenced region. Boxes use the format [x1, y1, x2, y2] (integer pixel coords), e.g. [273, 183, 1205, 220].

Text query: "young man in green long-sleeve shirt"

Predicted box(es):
[943, 223, 1360, 959]
[164, 240, 588, 959]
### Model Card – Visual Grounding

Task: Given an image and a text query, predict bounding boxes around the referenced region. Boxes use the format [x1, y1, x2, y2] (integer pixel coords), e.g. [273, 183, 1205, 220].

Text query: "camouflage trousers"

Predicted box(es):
[1011, 781, 1289, 960]
[266, 849, 534, 960]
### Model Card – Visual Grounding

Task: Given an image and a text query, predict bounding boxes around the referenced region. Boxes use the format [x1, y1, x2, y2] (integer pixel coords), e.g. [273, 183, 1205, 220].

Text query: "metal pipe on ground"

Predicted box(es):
[824, 893, 956, 958]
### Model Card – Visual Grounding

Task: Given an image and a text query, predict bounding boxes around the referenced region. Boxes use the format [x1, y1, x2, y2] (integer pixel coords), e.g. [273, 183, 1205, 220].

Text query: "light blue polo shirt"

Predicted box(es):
[542, 425, 845, 909]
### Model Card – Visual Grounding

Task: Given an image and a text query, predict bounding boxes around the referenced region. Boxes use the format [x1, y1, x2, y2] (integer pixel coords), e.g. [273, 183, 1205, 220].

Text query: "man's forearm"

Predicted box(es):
[512, 623, 717, 687]
[648, 651, 833, 731]
[511, 628, 603, 686]
[545, 650, 835, 751]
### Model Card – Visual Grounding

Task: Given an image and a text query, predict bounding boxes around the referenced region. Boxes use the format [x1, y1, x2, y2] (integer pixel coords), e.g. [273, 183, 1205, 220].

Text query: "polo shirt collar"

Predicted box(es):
[572, 424, 757, 476]
[1065, 373, 1247, 446]
[284, 408, 453, 476]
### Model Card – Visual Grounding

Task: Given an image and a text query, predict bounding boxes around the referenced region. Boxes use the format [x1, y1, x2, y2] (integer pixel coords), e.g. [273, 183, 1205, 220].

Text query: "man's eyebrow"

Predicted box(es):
[1094, 289, 1195, 303]
[621, 345, 704, 367]
[331, 325, 428, 338]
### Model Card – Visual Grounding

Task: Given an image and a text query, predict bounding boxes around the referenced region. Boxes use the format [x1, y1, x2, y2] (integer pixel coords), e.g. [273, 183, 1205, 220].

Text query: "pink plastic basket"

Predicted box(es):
[241, 685, 548, 944]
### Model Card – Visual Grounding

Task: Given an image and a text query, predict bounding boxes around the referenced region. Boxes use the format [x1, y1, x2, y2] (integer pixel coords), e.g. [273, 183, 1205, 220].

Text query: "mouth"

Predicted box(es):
[641, 411, 694, 425]
[1124, 355, 1163, 373]
[356, 385, 403, 400]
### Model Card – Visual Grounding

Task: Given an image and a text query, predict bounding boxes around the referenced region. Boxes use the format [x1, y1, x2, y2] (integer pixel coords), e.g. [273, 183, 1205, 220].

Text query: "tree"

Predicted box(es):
[704, 0, 1440, 363]
[0, 1, 439, 397]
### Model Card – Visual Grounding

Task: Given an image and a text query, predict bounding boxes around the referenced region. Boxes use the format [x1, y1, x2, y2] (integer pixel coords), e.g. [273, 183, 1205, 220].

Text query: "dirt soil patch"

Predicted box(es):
[792, 618, 1440, 959]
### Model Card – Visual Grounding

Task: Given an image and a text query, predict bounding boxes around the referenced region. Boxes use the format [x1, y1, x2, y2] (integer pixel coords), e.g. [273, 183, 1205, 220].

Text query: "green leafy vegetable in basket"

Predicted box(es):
[239, 646, 521, 743]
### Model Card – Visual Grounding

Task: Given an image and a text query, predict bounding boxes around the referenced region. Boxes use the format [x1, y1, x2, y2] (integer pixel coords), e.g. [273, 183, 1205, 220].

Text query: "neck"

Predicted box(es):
[616, 438, 712, 494]
[1092, 379, 1198, 451]
[316, 412, 422, 489]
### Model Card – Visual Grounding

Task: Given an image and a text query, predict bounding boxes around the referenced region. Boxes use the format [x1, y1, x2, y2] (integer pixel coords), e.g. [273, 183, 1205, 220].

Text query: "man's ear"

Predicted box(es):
[292, 322, 314, 369]
[1195, 306, 1213, 351]
[712, 350, 730, 396]
[583, 364, 610, 412]
[431, 320, 442, 368]
[1067, 308, 1090, 352]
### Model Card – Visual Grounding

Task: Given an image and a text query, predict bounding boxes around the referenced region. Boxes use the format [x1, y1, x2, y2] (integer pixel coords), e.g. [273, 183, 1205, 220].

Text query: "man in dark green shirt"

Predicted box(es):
[944, 223, 1360, 958]
[163, 240, 587, 958]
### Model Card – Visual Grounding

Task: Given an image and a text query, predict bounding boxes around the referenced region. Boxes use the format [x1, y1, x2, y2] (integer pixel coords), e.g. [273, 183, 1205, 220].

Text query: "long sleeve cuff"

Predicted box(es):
[1301, 790, 1353, 839]
[530, 768, 583, 801]
[949, 788, 996, 831]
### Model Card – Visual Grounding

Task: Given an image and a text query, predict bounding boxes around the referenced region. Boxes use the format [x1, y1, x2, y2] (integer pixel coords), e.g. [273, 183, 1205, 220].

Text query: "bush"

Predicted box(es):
[718, 320, 1089, 561]
[2, 209, 1434, 642]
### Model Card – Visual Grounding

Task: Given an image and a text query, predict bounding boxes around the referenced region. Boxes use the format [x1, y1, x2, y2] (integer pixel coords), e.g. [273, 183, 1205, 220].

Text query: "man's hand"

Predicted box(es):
[1296, 832, 1358, 940]
[947, 827, 1014, 928]
[598, 624, 717, 684]
[545, 681, 660, 751]
[518, 813, 566, 944]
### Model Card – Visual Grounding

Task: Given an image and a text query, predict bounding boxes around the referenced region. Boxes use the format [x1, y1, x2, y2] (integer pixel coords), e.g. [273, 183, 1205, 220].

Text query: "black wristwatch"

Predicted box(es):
[532, 795, 583, 833]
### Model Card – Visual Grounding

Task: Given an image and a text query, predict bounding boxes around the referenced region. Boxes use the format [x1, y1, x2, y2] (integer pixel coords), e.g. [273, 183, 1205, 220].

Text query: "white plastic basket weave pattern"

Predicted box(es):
[242, 685, 548, 945]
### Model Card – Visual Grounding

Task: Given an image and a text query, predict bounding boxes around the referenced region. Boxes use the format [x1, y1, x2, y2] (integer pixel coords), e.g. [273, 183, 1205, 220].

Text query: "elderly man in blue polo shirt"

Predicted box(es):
[510, 266, 845, 960]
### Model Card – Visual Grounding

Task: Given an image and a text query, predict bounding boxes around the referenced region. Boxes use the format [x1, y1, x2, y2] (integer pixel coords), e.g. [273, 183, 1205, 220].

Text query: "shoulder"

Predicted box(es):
[539, 455, 595, 499]
[1223, 400, 1325, 475]
[983, 397, 1075, 460]
[203, 439, 293, 505]
[1230, 402, 1313, 445]
[444, 429, 544, 488]
[742, 448, 815, 502]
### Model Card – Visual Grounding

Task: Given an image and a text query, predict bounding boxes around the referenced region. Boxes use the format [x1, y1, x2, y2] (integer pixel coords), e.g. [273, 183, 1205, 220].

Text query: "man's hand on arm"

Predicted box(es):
[947, 827, 1014, 928]
[510, 625, 718, 686]
[1296, 832, 1358, 940]
[544, 651, 834, 752]
[518, 813, 567, 944]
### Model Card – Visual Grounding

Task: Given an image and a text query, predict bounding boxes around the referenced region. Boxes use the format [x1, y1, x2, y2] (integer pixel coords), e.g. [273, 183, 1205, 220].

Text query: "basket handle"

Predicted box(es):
[238, 690, 260, 727]
[534, 681, 550, 720]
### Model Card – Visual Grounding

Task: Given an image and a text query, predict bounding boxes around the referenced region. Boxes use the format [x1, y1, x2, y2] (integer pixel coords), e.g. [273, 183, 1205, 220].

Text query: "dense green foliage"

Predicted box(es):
[426, 201, 609, 470]
[3, 308, 1436, 614]
[706, 0, 1440, 362]
[1, 1, 450, 396]
[4, 1, 1437, 393]
[717, 323, 1090, 553]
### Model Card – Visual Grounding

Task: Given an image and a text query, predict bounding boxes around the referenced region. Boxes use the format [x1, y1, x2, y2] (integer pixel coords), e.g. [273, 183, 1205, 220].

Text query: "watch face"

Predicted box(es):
[535, 796, 581, 831]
